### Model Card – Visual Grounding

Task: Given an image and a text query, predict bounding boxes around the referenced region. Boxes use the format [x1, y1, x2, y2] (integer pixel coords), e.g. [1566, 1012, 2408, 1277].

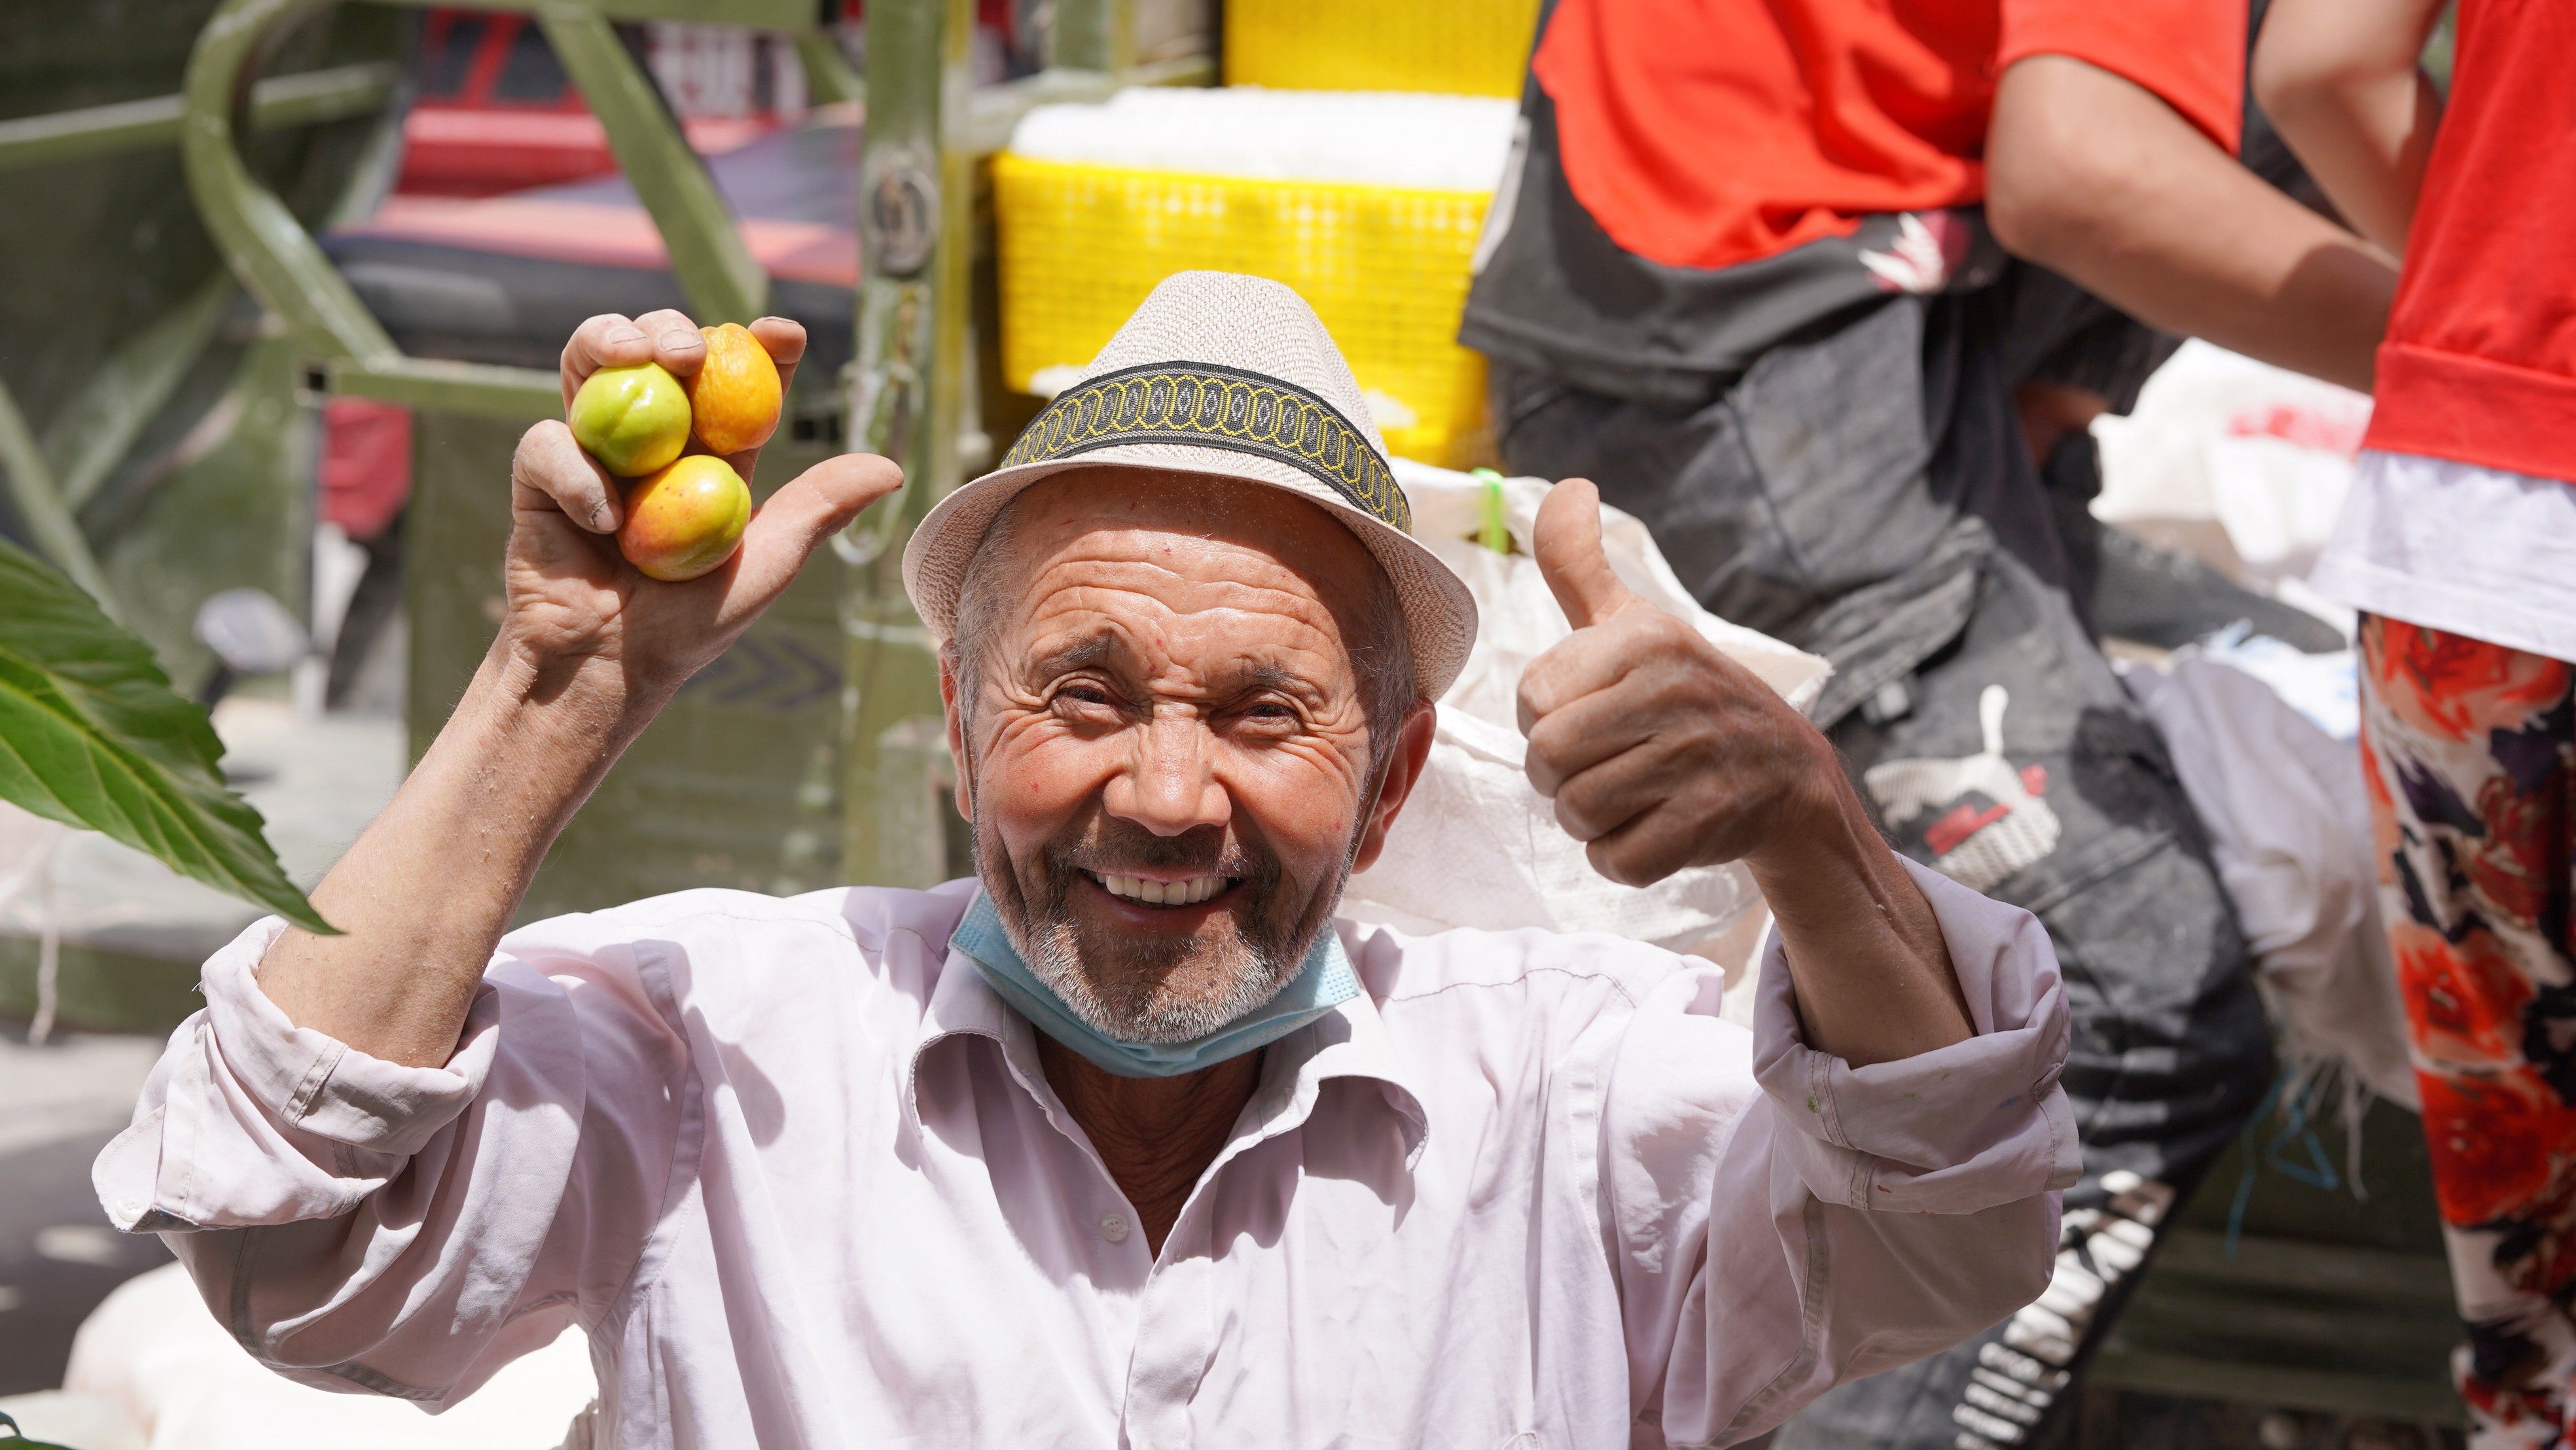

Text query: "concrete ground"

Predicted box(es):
[0, 1023, 169, 1396]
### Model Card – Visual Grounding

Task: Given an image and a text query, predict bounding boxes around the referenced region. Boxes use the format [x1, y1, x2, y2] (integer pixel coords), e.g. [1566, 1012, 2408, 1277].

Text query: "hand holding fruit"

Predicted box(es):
[506, 309, 900, 700]
[565, 319, 784, 581]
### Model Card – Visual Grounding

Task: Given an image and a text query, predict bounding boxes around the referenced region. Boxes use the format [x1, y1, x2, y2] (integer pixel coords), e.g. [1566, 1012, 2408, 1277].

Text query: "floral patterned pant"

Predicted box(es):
[2361, 614, 2576, 1447]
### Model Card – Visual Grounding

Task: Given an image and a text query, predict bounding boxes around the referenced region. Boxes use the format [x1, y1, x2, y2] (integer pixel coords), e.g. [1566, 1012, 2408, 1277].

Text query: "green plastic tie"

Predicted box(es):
[1471, 467, 1511, 556]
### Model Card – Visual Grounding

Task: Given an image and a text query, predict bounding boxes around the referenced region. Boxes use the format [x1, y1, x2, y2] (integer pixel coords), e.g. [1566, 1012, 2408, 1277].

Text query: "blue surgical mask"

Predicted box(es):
[948, 889, 1360, 1078]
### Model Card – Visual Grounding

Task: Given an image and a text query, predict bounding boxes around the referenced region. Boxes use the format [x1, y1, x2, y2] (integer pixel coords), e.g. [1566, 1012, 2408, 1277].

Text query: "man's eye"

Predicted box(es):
[1242, 701, 1298, 722]
[1058, 684, 1115, 707]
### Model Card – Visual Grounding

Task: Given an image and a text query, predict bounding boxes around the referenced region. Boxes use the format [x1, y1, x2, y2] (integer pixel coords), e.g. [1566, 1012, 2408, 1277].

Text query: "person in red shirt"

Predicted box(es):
[2263, 3, 2576, 1441]
[1459, 3, 2399, 1445]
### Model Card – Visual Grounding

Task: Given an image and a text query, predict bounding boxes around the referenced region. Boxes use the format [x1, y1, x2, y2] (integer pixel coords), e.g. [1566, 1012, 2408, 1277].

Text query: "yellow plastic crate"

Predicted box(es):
[993, 152, 1495, 467]
[1225, 0, 1544, 98]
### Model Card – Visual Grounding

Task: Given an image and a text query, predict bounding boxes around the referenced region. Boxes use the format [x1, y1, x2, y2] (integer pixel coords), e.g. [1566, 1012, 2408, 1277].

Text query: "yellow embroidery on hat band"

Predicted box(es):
[999, 362, 1411, 534]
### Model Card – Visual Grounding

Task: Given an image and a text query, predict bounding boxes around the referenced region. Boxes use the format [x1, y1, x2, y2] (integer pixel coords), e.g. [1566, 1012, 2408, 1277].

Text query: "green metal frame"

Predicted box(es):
[0, 371, 111, 605]
[172, 0, 1200, 887]
[537, 5, 767, 325]
[43, 274, 241, 515]
[177, 0, 812, 422]
[0, 61, 396, 173]
[836, 0, 969, 887]
[834, 0, 1211, 885]
[0, 51, 402, 614]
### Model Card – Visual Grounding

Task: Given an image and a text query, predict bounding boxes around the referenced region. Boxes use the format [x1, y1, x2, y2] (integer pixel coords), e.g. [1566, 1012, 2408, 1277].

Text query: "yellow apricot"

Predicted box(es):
[686, 323, 783, 456]
[617, 454, 751, 582]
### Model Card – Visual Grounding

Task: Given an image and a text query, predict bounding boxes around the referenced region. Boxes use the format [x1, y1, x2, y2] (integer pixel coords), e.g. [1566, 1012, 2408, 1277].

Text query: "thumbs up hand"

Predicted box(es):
[1516, 480, 1839, 888]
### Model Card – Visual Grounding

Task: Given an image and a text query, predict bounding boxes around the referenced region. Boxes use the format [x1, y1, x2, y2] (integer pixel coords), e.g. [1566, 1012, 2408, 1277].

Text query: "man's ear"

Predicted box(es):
[938, 646, 974, 822]
[1350, 699, 1437, 874]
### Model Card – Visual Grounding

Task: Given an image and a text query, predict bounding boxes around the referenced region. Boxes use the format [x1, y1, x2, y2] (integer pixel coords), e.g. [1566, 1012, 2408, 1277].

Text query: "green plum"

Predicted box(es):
[568, 362, 691, 477]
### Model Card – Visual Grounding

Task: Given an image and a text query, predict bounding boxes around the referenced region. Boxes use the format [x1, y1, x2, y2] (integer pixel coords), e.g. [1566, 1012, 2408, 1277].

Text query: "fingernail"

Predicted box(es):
[662, 330, 700, 349]
[605, 327, 645, 345]
[592, 503, 613, 529]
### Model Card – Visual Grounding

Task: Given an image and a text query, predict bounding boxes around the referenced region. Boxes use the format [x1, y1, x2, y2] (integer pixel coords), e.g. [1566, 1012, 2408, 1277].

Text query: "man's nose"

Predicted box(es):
[1103, 715, 1230, 836]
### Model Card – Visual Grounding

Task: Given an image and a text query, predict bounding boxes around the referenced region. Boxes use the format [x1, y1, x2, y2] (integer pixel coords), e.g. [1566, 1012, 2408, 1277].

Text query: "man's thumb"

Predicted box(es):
[1532, 478, 1637, 629]
[730, 453, 904, 603]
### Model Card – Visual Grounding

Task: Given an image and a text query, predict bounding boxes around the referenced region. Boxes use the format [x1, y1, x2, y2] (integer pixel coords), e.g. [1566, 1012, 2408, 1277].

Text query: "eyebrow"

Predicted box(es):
[1237, 661, 1308, 697]
[1025, 633, 1122, 681]
[1022, 633, 1329, 703]
[1208, 657, 1331, 709]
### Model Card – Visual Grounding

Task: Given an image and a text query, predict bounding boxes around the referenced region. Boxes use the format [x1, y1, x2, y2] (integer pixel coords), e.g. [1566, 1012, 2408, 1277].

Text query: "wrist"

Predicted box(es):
[484, 636, 664, 737]
[1741, 729, 1863, 883]
[449, 642, 658, 804]
[1739, 733, 1927, 944]
[1739, 739, 1970, 1064]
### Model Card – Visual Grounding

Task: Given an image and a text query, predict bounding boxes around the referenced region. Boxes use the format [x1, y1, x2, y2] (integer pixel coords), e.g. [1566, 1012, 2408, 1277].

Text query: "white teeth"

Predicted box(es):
[1097, 873, 1224, 906]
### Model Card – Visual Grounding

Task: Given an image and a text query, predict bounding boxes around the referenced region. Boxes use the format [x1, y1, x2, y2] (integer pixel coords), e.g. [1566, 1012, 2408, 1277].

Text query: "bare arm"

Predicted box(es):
[1518, 482, 1969, 1067]
[2253, 0, 2447, 255]
[1986, 54, 2397, 394]
[257, 311, 901, 1067]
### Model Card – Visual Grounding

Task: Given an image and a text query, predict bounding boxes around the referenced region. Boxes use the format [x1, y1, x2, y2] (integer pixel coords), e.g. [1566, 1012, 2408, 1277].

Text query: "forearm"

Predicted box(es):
[2253, 0, 2446, 253]
[1747, 768, 1970, 1069]
[256, 645, 653, 1067]
[1989, 55, 2397, 395]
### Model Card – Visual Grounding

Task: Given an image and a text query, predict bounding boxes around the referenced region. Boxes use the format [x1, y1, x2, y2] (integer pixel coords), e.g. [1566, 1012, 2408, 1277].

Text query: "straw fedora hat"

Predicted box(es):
[901, 271, 1478, 699]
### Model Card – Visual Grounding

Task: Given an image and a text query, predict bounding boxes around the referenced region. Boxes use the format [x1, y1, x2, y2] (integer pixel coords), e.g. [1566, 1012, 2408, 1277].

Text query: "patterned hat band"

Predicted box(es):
[999, 361, 1411, 534]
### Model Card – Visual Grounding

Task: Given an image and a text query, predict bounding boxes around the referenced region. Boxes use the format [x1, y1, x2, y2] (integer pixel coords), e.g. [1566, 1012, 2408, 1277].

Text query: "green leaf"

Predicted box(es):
[0, 537, 334, 934]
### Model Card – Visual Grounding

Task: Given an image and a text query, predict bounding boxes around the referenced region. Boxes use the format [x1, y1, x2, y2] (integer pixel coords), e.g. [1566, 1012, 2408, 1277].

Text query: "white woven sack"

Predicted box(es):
[1342, 461, 1831, 975]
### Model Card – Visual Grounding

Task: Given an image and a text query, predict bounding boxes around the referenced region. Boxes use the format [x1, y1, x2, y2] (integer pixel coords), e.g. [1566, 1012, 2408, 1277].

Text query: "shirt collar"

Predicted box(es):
[903, 911, 1429, 1169]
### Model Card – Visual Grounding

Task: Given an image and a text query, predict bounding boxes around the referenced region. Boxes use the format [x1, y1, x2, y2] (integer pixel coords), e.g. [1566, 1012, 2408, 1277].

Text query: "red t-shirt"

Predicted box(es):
[1532, 0, 2247, 274]
[2361, 0, 2576, 483]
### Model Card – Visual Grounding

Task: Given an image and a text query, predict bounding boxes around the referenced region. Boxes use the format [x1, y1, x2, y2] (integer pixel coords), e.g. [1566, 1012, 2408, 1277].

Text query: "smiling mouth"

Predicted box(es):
[1085, 871, 1235, 908]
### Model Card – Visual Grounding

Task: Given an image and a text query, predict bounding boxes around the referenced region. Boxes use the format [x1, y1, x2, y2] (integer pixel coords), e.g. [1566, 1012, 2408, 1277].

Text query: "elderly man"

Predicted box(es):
[98, 274, 2076, 1448]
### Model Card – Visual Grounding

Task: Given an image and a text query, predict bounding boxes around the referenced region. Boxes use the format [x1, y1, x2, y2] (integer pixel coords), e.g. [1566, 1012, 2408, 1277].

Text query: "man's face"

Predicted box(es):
[942, 469, 1425, 1043]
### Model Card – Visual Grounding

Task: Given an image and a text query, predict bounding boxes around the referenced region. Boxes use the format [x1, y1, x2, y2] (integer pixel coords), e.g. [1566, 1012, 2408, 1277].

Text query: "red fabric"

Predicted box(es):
[2361, 1, 2576, 485]
[1531, 0, 2247, 273]
[319, 398, 413, 542]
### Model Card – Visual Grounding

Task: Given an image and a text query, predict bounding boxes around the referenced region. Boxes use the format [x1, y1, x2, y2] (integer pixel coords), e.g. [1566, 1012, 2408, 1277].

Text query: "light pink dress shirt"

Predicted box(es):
[96, 859, 2077, 1449]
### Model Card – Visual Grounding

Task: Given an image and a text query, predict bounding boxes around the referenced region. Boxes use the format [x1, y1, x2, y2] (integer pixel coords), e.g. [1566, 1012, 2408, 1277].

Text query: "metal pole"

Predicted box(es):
[0, 380, 116, 612]
[0, 62, 395, 173]
[1050, 0, 1131, 75]
[839, 0, 978, 888]
[538, 2, 767, 325]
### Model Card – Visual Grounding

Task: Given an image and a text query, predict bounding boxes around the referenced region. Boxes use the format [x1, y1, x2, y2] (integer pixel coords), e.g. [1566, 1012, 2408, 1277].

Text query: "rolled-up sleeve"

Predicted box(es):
[1608, 858, 2081, 1447]
[91, 914, 687, 1409]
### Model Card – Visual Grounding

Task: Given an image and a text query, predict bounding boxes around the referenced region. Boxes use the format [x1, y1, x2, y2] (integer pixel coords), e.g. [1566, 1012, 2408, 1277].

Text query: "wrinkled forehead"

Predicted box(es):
[989, 468, 1386, 633]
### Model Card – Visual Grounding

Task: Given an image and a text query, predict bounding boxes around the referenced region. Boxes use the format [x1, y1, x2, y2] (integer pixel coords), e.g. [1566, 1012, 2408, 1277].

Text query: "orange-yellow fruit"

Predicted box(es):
[685, 323, 783, 456]
[618, 455, 751, 582]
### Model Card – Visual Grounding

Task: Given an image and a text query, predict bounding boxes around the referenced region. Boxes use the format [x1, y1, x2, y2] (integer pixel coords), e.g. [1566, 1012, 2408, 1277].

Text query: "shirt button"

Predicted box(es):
[1098, 1213, 1130, 1244]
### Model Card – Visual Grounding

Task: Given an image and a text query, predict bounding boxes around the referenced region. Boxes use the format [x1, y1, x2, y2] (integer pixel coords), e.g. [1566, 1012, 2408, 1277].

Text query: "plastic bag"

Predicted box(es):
[2123, 650, 2416, 1110]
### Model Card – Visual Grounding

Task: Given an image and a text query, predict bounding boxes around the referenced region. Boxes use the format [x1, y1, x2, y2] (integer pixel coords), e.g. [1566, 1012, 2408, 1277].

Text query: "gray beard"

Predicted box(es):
[1018, 909, 1308, 1042]
[971, 797, 1359, 1045]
